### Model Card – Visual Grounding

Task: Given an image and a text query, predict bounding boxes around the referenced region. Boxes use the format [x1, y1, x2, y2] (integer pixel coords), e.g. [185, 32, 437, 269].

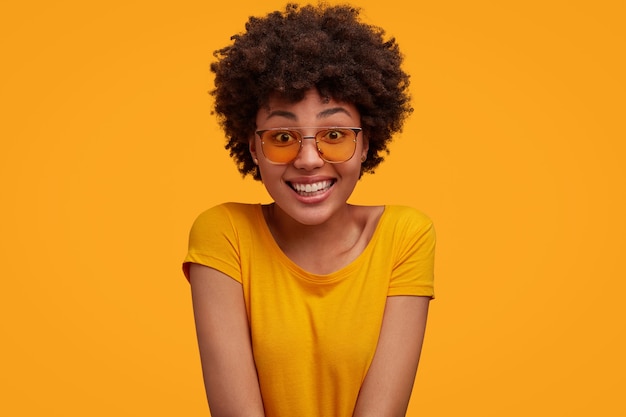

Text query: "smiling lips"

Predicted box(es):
[289, 180, 334, 196]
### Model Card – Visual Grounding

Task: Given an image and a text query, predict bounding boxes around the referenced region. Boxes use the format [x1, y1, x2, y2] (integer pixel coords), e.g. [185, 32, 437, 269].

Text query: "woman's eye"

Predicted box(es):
[323, 130, 345, 142]
[272, 131, 296, 144]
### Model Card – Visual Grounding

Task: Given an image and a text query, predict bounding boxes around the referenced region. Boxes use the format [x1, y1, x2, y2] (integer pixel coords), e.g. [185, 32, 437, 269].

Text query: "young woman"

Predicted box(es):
[183, 4, 435, 416]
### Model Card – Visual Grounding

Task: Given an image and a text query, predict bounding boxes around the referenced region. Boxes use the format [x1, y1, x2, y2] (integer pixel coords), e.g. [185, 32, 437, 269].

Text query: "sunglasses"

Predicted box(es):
[255, 127, 362, 164]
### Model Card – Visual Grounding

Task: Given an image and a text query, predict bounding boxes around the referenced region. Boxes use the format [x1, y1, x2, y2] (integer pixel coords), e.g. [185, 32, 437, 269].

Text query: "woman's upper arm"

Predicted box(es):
[189, 263, 265, 417]
[353, 295, 431, 417]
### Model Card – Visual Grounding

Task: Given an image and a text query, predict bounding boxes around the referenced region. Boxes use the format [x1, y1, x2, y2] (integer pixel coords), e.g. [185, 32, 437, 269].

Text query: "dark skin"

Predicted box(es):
[190, 89, 430, 416]
[192, 4, 425, 416]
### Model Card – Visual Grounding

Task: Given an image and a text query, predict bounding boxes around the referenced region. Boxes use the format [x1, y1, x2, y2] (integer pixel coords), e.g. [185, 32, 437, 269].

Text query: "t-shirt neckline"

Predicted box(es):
[252, 204, 388, 282]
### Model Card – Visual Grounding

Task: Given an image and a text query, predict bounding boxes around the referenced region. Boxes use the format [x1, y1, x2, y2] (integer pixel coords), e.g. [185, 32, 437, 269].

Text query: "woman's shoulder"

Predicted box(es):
[197, 202, 260, 217]
[190, 202, 262, 231]
[382, 205, 433, 224]
[376, 205, 435, 240]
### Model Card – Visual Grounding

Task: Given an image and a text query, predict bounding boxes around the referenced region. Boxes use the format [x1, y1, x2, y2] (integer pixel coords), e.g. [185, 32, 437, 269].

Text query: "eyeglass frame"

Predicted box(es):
[255, 127, 362, 165]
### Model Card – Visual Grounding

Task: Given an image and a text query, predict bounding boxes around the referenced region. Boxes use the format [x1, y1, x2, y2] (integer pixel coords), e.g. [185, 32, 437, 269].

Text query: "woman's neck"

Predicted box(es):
[263, 203, 381, 275]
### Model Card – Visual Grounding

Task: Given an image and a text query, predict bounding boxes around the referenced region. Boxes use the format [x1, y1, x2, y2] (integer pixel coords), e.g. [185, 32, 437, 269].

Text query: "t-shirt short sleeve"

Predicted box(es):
[387, 207, 436, 298]
[182, 204, 243, 283]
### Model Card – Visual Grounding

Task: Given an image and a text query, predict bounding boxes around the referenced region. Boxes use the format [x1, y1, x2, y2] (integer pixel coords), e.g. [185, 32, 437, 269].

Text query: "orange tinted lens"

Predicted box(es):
[315, 129, 357, 162]
[261, 130, 301, 163]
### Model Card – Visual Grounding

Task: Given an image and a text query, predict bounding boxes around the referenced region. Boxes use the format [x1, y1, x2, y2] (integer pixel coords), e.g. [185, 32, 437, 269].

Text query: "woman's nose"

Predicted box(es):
[292, 137, 325, 169]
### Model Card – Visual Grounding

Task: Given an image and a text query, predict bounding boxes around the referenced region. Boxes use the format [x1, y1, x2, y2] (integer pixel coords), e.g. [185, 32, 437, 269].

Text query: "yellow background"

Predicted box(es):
[1, 0, 624, 415]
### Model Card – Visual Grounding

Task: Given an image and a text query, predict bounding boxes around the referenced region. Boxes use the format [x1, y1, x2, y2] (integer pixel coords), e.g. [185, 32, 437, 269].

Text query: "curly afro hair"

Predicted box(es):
[211, 3, 412, 180]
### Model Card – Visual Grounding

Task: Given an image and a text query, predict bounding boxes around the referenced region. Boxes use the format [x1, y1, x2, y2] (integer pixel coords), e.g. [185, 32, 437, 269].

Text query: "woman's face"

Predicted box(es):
[251, 89, 368, 226]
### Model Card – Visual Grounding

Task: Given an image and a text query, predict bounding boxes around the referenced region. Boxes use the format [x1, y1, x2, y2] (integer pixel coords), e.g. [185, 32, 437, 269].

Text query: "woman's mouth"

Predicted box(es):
[288, 180, 335, 196]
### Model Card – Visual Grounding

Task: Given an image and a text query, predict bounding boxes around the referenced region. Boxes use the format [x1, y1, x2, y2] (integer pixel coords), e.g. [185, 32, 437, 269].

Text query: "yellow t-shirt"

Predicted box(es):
[183, 203, 435, 417]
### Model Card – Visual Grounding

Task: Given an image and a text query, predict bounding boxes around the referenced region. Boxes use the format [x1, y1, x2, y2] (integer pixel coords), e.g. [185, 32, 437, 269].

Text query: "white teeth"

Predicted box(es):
[291, 180, 332, 194]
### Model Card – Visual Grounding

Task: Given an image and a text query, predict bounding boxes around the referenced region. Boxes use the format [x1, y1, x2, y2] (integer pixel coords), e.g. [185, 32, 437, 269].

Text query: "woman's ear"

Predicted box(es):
[360, 135, 369, 163]
[249, 137, 259, 165]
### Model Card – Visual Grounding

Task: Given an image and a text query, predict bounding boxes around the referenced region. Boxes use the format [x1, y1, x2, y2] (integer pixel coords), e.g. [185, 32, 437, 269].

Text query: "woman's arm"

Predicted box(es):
[189, 263, 265, 417]
[353, 295, 431, 417]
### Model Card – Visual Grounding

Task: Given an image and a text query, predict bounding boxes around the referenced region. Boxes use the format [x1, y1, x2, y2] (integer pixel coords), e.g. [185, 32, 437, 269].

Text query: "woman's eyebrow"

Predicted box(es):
[265, 110, 297, 120]
[317, 107, 352, 119]
[264, 107, 352, 121]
